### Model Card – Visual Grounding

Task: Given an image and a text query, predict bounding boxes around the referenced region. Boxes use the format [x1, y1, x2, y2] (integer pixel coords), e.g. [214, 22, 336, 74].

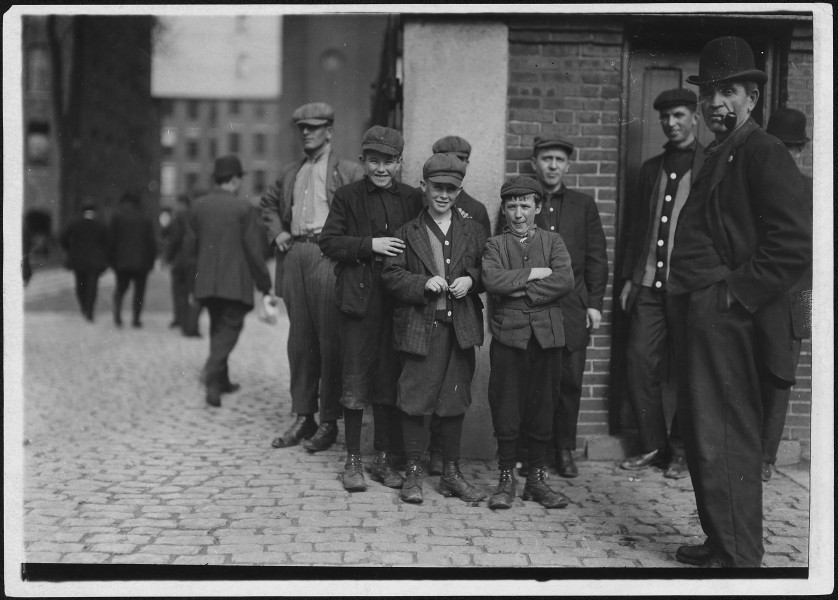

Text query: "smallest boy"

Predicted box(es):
[382, 153, 487, 504]
[482, 176, 575, 510]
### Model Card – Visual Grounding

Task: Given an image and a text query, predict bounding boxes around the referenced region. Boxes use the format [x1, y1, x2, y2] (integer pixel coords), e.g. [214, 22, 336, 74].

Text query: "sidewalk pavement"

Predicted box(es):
[14, 268, 812, 575]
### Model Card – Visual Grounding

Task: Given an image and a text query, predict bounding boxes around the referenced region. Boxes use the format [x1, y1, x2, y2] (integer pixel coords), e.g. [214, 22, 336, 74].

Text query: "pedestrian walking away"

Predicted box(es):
[184, 154, 273, 408]
[319, 125, 424, 493]
[482, 175, 575, 510]
[382, 153, 488, 505]
[261, 101, 364, 453]
[667, 36, 812, 568]
[109, 192, 158, 329]
[165, 194, 203, 337]
[59, 202, 110, 322]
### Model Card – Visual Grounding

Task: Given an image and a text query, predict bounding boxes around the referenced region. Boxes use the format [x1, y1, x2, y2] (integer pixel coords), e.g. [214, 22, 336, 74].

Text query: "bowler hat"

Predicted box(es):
[213, 155, 245, 179]
[293, 102, 335, 126]
[500, 175, 543, 200]
[686, 36, 767, 86]
[423, 153, 466, 186]
[432, 135, 472, 160]
[361, 126, 404, 156]
[533, 136, 574, 157]
[653, 88, 698, 111]
[766, 108, 810, 145]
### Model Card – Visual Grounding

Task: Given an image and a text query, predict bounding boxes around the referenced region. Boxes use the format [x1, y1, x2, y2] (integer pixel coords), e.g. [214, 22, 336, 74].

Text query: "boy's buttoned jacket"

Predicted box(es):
[382, 210, 486, 356]
[482, 228, 575, 350]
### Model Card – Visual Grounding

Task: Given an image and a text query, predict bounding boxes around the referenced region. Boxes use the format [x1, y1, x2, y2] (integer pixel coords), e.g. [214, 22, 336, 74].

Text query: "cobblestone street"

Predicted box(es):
[11, 266, 822, 593]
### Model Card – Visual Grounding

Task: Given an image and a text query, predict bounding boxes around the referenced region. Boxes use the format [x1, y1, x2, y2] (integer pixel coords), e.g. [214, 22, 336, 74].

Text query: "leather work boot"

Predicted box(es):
[488, 468, 517, 509]
[522, 466, 569, 508]
[620, 448, 666, 471]
[557, 449, 579, 478]
[439, 461, 487, 502]
[664, 455, 690, 479]
[428, 452, 444, 476]
[342, 453, 367, 492]
[400, 460, 424, 503]
[302, 421, 338, 453]
[675, 540, 716, 566]
[369, 450, 405, 488]
[271, 415, 318, 449]
[205, 385, 222, 408]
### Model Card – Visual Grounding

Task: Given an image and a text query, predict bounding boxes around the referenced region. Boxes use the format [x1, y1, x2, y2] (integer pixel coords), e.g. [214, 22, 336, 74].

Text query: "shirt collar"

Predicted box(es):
[364, 177, 398, 194]
[664, 139, 697, 153]
[304, 144, 330, 164]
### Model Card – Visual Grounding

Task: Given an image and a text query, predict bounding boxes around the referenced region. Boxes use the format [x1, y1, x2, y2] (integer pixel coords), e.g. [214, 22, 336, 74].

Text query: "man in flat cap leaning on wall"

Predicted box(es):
[667, 37, 811, 568]
[261, 102, 364, 452]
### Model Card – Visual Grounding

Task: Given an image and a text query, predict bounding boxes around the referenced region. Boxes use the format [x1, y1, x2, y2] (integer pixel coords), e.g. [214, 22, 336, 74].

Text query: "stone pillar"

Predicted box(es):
[401, 19, 509, 458]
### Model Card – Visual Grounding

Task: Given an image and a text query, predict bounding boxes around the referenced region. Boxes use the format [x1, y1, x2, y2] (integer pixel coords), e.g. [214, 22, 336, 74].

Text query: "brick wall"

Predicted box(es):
[783, 24, 814, 450]
[506, 19, 625, 441]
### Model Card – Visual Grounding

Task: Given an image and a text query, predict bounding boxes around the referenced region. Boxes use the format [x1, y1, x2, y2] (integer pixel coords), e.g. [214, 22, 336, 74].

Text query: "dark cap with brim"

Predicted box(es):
[500, 175, 543, 200]
[533, 136, 574, 157]
[423, 153, 466, 186]
[766, 107, 811, 144]
[654, 88, 698, 110]
[432, 135, 472, 160]
[361, 126, 404, 156]
[686, 36, 767, 86]
[293, 102, 335, 126]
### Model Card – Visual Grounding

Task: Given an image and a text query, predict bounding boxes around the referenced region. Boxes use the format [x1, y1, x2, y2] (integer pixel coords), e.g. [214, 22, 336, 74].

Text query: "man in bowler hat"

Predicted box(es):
[185, 155, 273, 407]
[759, 107, 813, 482]
[667, 37, 811, 567]
[618, 88, 705, 480]
[261, 102, 364, 452]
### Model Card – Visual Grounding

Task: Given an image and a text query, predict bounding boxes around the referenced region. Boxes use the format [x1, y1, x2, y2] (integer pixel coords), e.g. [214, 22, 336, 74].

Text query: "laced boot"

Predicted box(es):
[488, 468, 517, 509]
[400, 459, 424, 503]
[522, 466, 569, 508]
[369, 450, 405, 488]
[342, 453, 367, 492]
[439, 461, 487, 502]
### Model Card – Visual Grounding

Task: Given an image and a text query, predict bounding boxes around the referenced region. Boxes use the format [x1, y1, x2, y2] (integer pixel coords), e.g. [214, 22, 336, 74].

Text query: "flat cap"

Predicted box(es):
[292, 102, 335, 126]
[500, 175, 543, 200]
[361, 125, 404, 156]
[423, 153, 466, 186]
[432, 135, 472, 159]
[653, 88, 698, 111]
[533, 136, 574, 157]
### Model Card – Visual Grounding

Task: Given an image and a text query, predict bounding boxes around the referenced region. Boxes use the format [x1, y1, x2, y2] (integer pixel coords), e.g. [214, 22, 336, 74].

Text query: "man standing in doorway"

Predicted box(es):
[261, 102, 364, 452]
[618, 89, 705, 479]
[186, 155, 273, 408]
[668, 37, 811, 568]
[524, 136, 608, 478]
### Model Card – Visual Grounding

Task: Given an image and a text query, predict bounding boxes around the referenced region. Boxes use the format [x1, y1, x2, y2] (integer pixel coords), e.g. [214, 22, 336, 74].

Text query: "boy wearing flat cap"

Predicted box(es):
[666, 37, 811, 568]
[381, 153, 487, 504]
[431, 136, 492, 237]
[617, 88, 705, 480]
[319, 126, 424, 492]
[482, 176, 575, 510]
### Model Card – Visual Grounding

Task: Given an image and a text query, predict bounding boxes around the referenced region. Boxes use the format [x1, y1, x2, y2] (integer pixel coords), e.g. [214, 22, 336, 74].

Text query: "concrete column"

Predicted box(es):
[401, 19, 509, 458]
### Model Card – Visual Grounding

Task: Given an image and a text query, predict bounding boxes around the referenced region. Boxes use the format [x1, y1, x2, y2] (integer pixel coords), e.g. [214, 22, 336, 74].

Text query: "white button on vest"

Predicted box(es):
[655, 281, 662, 288]
[550, 226, 555, 231]
[550, 207, 554, 212]
[665, 195, 672, 202]
[661, 216, 668, 223]
[445, 258, 450, 264]
[447, 311, 452, 317]
[657, 261, 664, 268]
[657, 239, 664, 247]
[444, 240, 449, 246]
[669, 172, 677, 180]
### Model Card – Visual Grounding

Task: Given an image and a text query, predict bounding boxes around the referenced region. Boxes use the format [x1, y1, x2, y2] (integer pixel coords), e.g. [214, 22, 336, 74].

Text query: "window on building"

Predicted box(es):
[161, 128, 177, 158]
[209, 138, 217, 159]
[161, 164, 178, 197]
[253, 170, 266, 195]
[187, 100, 200, 120]
[229, 100, 240, 115]
[186, 139, 199, 160]
[253, 133, 266, 156]
[228, 132, 240, 154]
[26, 122, 51, 165]
[253, 102, 266, 118]
[160, 99, 174, 118]
[26, 46, 51, 92]
[208, 102, 217, 126]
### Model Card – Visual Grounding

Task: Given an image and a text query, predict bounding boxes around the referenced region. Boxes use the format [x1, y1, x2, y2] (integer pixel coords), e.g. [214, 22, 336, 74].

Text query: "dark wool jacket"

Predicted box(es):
[318, 178, 424, 318]
[382, 209, 486, 356]
[185, 189, 272, 306]
[676, 118, 812, 386]
[259, 150, 364, 296]
[456, 189, 492, 238]
[109, 205, 158, 272]
[60, 216, 110, 273]
[482, 228, 575, 350]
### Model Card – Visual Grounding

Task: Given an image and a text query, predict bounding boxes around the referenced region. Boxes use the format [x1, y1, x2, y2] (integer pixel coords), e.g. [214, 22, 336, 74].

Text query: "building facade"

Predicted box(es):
[389, 11, 816, 459]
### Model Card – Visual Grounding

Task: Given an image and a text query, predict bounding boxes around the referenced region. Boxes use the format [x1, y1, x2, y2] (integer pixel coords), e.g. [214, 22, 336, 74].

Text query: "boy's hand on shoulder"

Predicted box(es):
[425, 275, 448, 294]
[448, 276, 473, 298]
[372, 237, 405, 256]
[527, 267, 552, 281]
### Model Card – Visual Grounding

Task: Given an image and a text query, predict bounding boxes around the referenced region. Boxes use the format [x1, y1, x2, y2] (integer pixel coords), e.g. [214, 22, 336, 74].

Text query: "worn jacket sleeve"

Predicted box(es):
[482, 236, 530, 296]
[319, 186, 374, 262]
[382, 227, 432, 305]
[259, 167, 290, 246]
[726, 139, 813, 311]
[584, 196, 609, 311]
[242, 206, 272, 294]
[621, 158, 657, 280]
[525, 235, 575, 306]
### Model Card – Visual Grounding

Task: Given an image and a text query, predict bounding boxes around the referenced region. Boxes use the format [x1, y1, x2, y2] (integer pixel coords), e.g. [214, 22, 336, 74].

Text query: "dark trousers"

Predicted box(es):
[73, 269, 101, 320]
[281, 242, 342, 422]
[552, 345, 586, 450]
[625, 286, 684, 455]
[114, 269, 149, 324]
[761, 338, 802, 464]
[170, 266, 201, 335]
[489, 336, 561, 469]
[201, 298, 250, 390]
[669, 281, 764, 567]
